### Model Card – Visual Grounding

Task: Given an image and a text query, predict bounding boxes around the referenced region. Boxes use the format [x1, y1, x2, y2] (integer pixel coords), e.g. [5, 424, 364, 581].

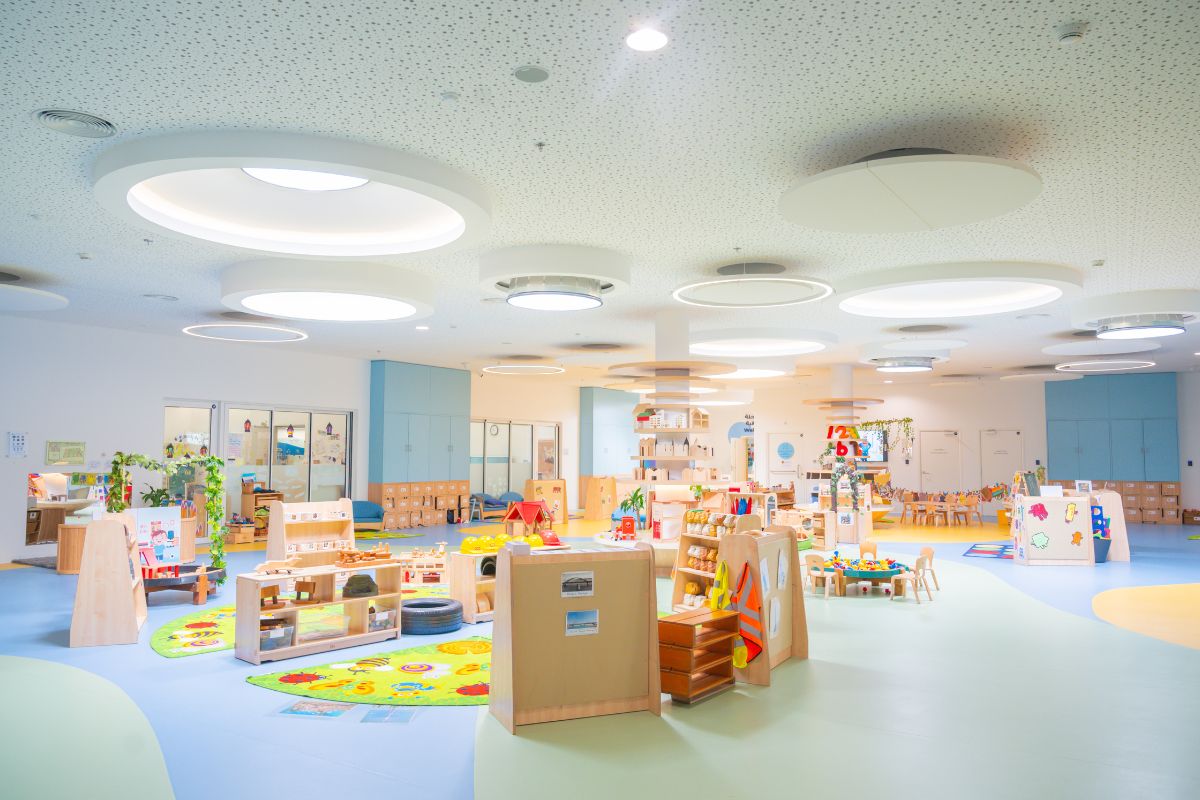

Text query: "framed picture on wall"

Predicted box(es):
[1074, 480, 1093, 493]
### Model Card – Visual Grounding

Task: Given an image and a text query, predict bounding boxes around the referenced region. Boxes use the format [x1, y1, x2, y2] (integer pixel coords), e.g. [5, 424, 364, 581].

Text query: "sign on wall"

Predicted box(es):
[45, 440, 85, 466]
[134, 506, 182, 567]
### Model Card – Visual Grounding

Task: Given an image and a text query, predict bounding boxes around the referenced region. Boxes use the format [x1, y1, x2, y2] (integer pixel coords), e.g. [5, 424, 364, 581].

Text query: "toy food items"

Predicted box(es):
[479, 536, 496, 553]
[684, 581, 700, 595]
[495, 533, 510, 548]
[527, 533, 544, 548]
[461, 537, 481, 554]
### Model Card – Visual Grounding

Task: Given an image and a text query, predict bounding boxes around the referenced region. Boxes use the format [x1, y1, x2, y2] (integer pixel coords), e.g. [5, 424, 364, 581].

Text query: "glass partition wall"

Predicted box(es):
[469, 419, 560, 497]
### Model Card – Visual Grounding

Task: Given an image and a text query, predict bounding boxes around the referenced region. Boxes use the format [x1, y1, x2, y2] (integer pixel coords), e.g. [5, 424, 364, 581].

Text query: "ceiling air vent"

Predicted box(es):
[35, 109, 116, 138]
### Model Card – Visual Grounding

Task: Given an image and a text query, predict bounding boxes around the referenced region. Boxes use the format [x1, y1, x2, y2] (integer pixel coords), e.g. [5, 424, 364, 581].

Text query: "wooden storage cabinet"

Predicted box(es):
[449, 551, 496, 623]
[657, 608, 738, 704]
[242, 490, 284, 539]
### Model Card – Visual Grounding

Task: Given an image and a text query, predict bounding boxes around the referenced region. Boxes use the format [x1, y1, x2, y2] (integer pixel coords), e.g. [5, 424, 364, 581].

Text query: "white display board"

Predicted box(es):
[133, 506, 182, 566]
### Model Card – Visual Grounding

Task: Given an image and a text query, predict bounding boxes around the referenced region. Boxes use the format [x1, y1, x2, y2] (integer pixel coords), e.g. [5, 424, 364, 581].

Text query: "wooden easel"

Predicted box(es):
[716, 527, 808, 686]
[70, 518, 147, 647]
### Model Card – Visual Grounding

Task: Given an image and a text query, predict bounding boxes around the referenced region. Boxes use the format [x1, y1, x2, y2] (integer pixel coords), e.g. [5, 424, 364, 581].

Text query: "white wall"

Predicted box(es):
[702, 380, 1048, 500]
[0, 316, 370, 564]
[470, 373, 580, 510]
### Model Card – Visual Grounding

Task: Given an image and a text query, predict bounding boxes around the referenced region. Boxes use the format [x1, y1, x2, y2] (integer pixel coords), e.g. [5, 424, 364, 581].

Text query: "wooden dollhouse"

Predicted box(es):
[502, 501, 553, 537]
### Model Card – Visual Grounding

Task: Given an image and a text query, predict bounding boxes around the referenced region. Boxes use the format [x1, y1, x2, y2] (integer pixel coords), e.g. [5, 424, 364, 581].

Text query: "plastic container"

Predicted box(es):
[1093, 537, 1111, 563]
[368, 609, 395, 633]
[259, 624, 294, 651]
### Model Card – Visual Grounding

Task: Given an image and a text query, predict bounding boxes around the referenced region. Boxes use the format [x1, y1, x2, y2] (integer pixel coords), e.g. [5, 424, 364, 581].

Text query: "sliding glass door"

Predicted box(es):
[470, 418, 560, 496]
[220, 405, 352, 504]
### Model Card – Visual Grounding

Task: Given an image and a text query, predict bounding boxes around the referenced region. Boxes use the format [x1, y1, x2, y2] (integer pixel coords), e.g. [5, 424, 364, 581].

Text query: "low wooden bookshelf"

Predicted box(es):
[657, 608, 738, 704]
[670, 512, 761, 613]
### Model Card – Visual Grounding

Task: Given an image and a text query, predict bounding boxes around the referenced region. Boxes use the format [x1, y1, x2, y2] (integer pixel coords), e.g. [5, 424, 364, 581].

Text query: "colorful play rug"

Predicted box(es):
[247, 637, 493, 706]
[963, 543, 1014, 559]
[150, 584, 450, 658]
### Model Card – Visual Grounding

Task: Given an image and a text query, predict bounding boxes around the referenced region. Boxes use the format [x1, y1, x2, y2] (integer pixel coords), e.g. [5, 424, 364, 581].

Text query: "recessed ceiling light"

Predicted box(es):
[182, 323, 307, 343]
[626, 28, 669, 51]
[513, 65, 550, 83]
[482, 364, 565, 375]
[481, 244, 629, 311]
[415, 325, 430, 331]
[143, 293, 178, 301]
[94, 131, 490, 256]
[873, 356, 933, 373]
[1095, 314, 1187, 340]
[222, 259, 433, 322]
[1055, 360, 1156, 373]
[780, 149, 1042, 233]
[690, 328, 834, 357]
[712, 368, 786, 380]
[242, 167, 367, 192]
[0, 284, 69, 311]
[838, 261, 1082, 319]
[883, 380, 894, 384]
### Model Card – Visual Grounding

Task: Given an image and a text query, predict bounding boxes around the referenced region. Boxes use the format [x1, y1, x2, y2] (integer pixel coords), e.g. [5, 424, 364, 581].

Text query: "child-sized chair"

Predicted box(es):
[805, 553, 830, 599]
[953, 495, 983, 527]
[891, 555, 934, 603]
[859, 539, 877, 561]
[920, 545, 940, 590]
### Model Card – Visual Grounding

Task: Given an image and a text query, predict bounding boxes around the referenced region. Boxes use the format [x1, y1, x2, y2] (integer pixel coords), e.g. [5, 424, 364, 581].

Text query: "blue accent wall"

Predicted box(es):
[369, 360, 470, 483]
[1045, 373, 1179, 481]
[580, 387, 638, 477]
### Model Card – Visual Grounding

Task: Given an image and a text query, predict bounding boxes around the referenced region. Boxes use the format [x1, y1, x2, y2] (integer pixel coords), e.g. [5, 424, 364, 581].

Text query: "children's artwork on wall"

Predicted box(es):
[134, 506, 182, 566]
[1064, 502, 1078, 523]
[1030, 531, 1050, 549]
[1029, 503, 1049, 521]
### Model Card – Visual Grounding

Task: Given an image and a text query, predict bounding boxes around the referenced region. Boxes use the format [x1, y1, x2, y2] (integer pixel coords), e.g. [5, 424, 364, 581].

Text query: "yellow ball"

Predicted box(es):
[479, 536, 497, 553]
[462, 536, 480, 554]
[495, 533, 510, 546]
[527, 534, 544, 548]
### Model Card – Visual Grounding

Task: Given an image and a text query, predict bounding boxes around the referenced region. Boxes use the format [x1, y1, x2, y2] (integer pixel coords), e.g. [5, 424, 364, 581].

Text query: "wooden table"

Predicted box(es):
[31, 499, 94, 544]
[825, 563, 910, 597]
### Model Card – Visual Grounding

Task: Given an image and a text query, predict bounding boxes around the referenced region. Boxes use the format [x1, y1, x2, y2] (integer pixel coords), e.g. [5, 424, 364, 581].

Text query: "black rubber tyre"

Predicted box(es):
[401, 598, 464, 635]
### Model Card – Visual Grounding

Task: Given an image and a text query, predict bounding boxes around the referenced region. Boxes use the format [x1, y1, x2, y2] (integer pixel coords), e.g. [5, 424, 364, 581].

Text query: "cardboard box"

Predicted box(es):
[1120, 481, 1139, 492]
[397, 483, 410, 496]
[395, 498, 410, 509]
[1161, 495, 1179, 508]
[409, 511, 423, 527]
[419, 483, 434, 495]
[1162, 508, 1180, 521]
[1183, 510, 1200, 525]
[1161, 482, 1180, 496]
[1138, 482, 1160, 495]
[435, 482, 448, 494]
[1142, 508, 1162, 522]
[435, 496, 452, 509]
[1140, 494, 1162, 508]
[1124, 508, 1142, 523]
[382, 484, 396, 497]
[382, 513, 398, 529]
[456, 481, 470, 493]
[1121, 494, 1141, 509]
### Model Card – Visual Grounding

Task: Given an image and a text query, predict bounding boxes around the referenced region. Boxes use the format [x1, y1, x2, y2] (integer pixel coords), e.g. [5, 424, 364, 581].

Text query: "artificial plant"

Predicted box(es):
[689, 484, 707, 501]
[107, 451, 228, 582]
[829, 457, 860, 511]
[857, 417, 915, 458]
[619, 486, 646, 527]
[140, 484, 171, 508]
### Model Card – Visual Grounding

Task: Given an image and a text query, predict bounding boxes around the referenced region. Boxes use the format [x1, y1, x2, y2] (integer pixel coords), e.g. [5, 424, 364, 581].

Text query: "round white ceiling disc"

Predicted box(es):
[881, 338, 969, 353]
[0, 284, 68, 311]
[1055, 360, 1156, 373]
[838, 261, 1082, 319]
[690, 327, 835, 357]
[182, 323, 308, 342]
[93, 131, 490, 257]
[673, 276, 832, 308]
[780, 152, 1042, 233]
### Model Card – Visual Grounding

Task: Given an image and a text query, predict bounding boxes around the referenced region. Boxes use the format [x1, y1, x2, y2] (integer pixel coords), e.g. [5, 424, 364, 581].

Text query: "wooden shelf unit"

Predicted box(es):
[266, 498, 355, 565]
[242, 490, 284, 540]
[70, 517, 147, 647]
[234, 560, 402, 664]
[670, 513, 761, 612]
[658, 608, 739, 703]
[450, 551, 498, 623]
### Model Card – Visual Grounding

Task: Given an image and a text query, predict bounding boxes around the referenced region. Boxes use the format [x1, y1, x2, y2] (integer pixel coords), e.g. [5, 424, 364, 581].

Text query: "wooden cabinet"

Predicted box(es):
[657, 608, 737, 704]
[242, 490, 283, 539]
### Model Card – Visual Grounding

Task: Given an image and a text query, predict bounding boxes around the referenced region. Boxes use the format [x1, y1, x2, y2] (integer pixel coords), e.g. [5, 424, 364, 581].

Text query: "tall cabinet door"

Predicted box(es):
[1109, 419, 1145, 481]
[427, 415, 451, 481]
[406, 414, 430, 482]
[1143, 419, 1180, 481]
[1046, 421, 1079, 480]
[1076, 420, 1112, 480]
[380, 412, 410, 483]
[449, 415, 470, 480]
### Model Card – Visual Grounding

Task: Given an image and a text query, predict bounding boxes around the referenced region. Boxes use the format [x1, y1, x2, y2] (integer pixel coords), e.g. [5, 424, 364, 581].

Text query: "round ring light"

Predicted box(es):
[999, 372, 1082, 382]
[0, 284, 68, 311]
[1070, 290, 1200, 340]
[221, 260, 433, 321]
[838, 261, 1082, 319]
[480, 244, 629, 311]
[93, 131, 491, 256]
[482, 364, 565, 375]
[1055, 360, 1156, 373]
[674, 261, 832, 309]
[780, 149, 1042, 233]
[689, 327, 835, 358]
[182, 323, 308, 343]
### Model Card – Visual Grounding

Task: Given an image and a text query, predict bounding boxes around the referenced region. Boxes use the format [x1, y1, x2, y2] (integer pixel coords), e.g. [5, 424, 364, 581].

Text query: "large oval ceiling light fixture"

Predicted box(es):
[712, 368, 787, 380]
[873, 356, 934, 373]
[780, 148, 1042, 233]
[690, 327, 835, 358]
[1070, 289, 1200, 340]
[480, 244, 629, 311]
[626, 27, 669, 51]
[93, 131, 490, 256]
[838, 261, 1081, 319]
[482, 364, 566, 375]
[182, 323, 308, 343]
[673, 261, 832, 309]
[1055, 360, 1156, 373]
[221, 260, 433, 322]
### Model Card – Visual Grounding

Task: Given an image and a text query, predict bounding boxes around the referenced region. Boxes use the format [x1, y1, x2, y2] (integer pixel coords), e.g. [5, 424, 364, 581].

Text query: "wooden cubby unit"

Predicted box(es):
[450, 551, 497, 623]
[657, 608, 739, 704]
[670, 513, 761, 613]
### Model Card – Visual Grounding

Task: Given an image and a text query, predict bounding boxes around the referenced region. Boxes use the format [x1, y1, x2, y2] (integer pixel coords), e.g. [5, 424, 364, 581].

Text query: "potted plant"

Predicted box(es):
[689, 484, 706, 502]
[140, 484, 171, 507]
[619, 487, 646, 529]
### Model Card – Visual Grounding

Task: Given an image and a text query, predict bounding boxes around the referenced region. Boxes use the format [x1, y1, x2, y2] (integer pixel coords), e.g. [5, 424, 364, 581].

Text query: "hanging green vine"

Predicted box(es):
[829, 457, 860, 511]
[107, 451, 228, 582]
[857, 417, 915, 458]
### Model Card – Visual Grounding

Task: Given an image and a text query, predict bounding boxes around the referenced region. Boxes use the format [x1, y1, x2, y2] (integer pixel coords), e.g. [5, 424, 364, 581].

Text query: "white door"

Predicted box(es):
[980, 429, 1023, 487]
[919, 430, 961, 492]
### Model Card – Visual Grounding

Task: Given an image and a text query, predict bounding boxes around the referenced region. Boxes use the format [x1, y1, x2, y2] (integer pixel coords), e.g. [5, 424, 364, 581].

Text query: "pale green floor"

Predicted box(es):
[475, 559, 1200, 800]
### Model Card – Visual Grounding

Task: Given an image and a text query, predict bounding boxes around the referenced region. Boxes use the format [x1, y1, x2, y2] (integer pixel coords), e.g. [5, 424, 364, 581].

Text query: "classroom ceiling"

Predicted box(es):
[1, 0, 1199, 389]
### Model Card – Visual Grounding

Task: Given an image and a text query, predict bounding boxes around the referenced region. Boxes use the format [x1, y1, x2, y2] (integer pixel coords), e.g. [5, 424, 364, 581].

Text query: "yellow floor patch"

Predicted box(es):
[0, 562, 31, 571]
[1092, 583, 1200, 650]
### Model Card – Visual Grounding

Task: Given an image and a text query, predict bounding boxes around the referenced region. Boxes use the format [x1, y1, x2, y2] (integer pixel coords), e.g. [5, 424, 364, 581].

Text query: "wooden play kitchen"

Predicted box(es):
[234, 498, 402, 664]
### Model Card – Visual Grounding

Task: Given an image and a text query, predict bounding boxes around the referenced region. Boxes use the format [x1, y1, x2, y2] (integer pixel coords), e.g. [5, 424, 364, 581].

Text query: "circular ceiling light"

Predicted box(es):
[0, 284, 69, 311]
[690, 327, 834, 357]
[1096, 314, 1187, 340]
[673, 261, 832, 309]
[481, 244, 629, 311]
[482, 364, 565, 375]
[505, 276, 603, 311]
[881, 337, 968, 353]
[712, 368, 787, 380]
[838, 261, 1082, 319]
[872, 356, 933, 373]
[626, 28, 669, 51]
[182, 323, 307, 343]
[221, 259, 433, 322]
[242, 167, 368, 192]
[1042, 339, 1161, 357]
[1055, 360, 1156, 373]
[780, 149, 1042, 233]
[94, 131, 490, 256]
[1071, 290, 1200, 339]
[999, 372, 1082, 382]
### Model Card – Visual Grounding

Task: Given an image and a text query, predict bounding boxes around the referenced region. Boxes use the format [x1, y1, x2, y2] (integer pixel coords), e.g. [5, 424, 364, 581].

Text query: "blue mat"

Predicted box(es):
[963, 543, 1014, 559]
